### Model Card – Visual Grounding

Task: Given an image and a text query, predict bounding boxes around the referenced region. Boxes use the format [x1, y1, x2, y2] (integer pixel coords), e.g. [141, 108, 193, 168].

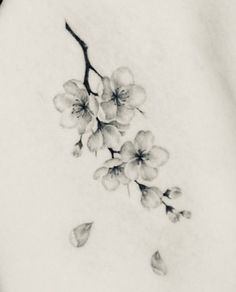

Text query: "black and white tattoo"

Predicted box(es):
[53, 21, 191, 276]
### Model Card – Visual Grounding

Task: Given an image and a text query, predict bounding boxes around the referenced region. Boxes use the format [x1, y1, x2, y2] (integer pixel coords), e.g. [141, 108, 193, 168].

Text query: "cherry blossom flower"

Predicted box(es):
[54, 79, 98, 134]
[120, 130, 169, 181]
[99, 67, 146, 124]
[93, 158, 130, 191]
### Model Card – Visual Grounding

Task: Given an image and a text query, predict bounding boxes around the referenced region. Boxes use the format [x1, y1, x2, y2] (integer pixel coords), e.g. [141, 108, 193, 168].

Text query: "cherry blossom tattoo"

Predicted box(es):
[53, 21, 191, 276]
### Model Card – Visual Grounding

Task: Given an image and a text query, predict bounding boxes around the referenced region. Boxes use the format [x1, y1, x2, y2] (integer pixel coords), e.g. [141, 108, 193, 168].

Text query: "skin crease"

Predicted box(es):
[0, 0, 236, 291]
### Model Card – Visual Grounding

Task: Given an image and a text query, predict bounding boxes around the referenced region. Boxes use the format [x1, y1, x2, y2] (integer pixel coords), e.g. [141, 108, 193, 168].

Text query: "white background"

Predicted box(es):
[0, 0, 236, 291]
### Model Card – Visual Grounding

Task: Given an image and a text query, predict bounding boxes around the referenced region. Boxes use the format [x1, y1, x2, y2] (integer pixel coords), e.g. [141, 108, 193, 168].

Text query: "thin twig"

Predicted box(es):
[65, 21, 103, 95]
[65, 21, 119, 159]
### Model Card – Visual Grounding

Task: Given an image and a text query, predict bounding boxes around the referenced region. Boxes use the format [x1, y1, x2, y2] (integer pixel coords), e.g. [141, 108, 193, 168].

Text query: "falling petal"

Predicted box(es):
[69, 222, 93, 248]
[151, 250, 168, 276]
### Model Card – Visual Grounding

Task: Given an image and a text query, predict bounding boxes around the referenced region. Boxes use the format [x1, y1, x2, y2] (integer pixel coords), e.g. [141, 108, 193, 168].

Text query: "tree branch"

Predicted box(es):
[65, 21, 102, 95]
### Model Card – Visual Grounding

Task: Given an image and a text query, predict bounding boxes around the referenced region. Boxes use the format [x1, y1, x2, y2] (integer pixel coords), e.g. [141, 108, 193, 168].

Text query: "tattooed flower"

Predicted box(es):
[54, 80, 98, 134]
[93, 158, 130, 191]
[164, 187, 182, 199]
[87, 120, 123, 152]
[69, 222, 93, 248]
[120, 130, 169, 181]
[99, 67, 146, 124]
[138, 184, 163, 209]
[151, 250, 168, 276]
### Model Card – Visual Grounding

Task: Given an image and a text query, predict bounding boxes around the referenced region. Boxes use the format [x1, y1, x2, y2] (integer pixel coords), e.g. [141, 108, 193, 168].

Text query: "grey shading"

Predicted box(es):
[151, 250, 168, 276]
[53, 20, 192, 274]
[69, 222, 93, 248]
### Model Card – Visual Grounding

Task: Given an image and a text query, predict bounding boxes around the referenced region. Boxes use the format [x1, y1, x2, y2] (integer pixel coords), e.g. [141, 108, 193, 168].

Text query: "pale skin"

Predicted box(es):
[0, 0, 236, 291]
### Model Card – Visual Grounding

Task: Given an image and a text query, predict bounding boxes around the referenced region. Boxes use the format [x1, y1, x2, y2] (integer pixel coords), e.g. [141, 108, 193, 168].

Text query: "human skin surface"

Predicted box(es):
[0, 0, 236, 291]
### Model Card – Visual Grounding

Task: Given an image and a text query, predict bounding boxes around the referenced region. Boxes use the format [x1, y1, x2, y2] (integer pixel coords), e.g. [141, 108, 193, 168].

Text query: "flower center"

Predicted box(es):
[112, 88, 129, 106]
[135, 149, 148, 163]
[72, 99, 89, 118]
[109, 166, 122, 176]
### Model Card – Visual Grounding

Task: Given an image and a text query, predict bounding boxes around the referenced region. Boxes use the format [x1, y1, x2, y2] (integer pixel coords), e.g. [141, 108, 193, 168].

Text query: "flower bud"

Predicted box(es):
[140, 186, 162, 209]
[180, 210, 192, 219]
[72, 140, 83, 157]
[69, 222, 93, 247]
[167, 208, 181, 223]
[151, 250, 168, 276]
[165, 187, 182, 199]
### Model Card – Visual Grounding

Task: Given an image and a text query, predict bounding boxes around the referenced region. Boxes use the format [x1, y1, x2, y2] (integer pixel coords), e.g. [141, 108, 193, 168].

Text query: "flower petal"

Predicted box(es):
[109, 121, 130, 132]
[116, 105, 135, 124]
[151, 251, 168, 276]
[86, 116, 97, 132]
[104, 158, 123, 168]
[60, 110, 79, 128]
[147, 146, 169, 167]
[63, 79, 86, 95]
[100, 77, 113, 101]
[89, 95, 99, 116]
[101, 100, 117, 121]
[77, 112, 92, 134]
[53, 93, 76, 112]
[69, 222, 93, 248]
[93, 167, 108, 180]
[141, 187, 162, 209]
[134, 130, 155, 152]
[126, 85, 146, 109]
[87, 130, 104, 152]
[111, 67, 134, 89]
[102, 125, 121, 149]
[117, 169, 130, 185]
[124, 159, 140, 180]
[140, 162, 158, 181]
[102, 173, 120, 191]
[120, 141, 136, 162]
